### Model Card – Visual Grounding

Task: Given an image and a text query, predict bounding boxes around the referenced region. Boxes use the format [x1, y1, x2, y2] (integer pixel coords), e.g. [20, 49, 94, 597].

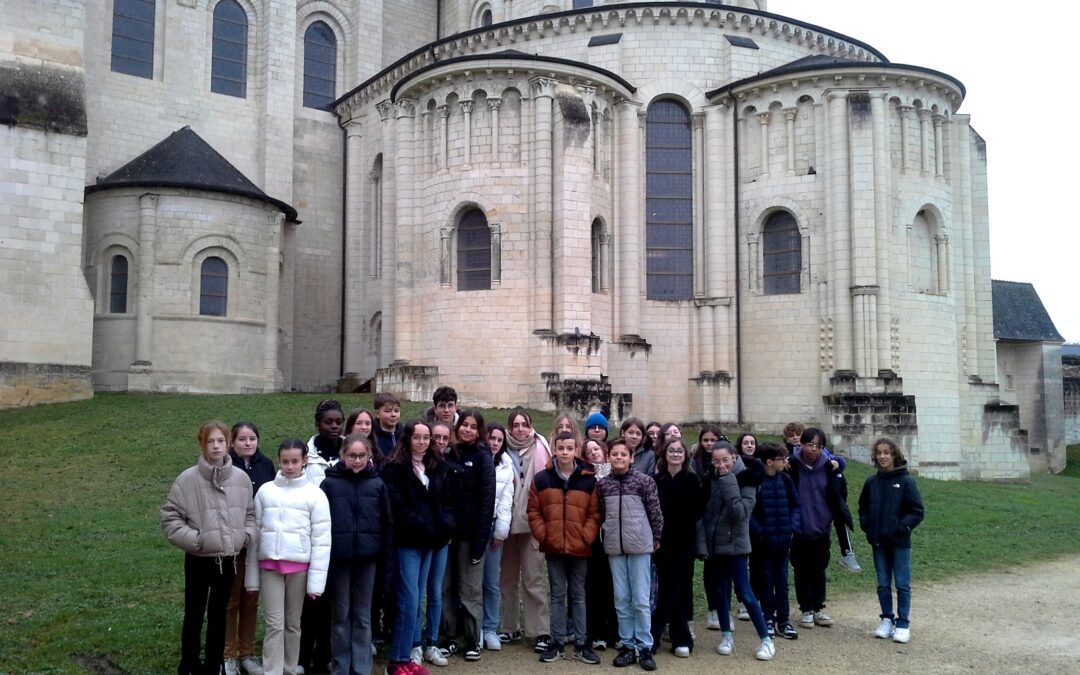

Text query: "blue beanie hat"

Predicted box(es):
[584, 412, 609, 433]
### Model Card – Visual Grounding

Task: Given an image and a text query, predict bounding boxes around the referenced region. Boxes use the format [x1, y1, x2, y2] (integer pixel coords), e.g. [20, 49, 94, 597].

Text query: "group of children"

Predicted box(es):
[161, 389, 925, 675]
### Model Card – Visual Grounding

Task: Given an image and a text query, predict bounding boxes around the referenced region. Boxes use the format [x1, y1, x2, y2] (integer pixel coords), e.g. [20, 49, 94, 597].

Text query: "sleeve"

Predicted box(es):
[527, 480, 546, 546]
[472, 453, 497, 561]
[695, 478, 710, 557]
[583, 487, 602, 547]
[306, 489, 333, 596]
[787, 475, 802, 536]
[858, 477, 872, 534]
[160, 478, 201, 554]
[898, 477, 925, 534]
[824, 448, 847, 471]
[642, 476, 664, 545]
[493, 461, 514, 541]
[245, 493, 263, 591]
[718, 472, 746, 524]
[379, 481, 393, 558]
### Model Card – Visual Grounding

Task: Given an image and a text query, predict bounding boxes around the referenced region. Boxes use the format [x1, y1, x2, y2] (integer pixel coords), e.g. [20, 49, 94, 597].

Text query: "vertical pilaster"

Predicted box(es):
[438, 105, 449, 171]
[953, 114, 978, 377]
[461, 100, 473, 166]
[393, 99, 417, 362]
[263, 211, 284, 389]
[933, 113, 945, 178]
[692, 112, 706, 297]
[758, 111, 771, 177]
[784, 107, 797, 174]
[918, 107, 930, 174]
[897, 104, 912, 173]
[488, 97, 502, 163]
[377, 101, 397, 364]
[616, 99, 643, 339]
[826, 90, 853, 372]
[530, 77, 555, 332]
[871, 91, 892, 374]
[135, 193, 157, 365]
[704, 102, 729, 373]
[343, 115, 366, 373]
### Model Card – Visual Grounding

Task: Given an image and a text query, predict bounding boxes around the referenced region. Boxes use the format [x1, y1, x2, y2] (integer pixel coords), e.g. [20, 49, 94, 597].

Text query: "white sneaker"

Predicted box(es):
[224, 660, 239, 675]
[892, 627, 910, 643]
[688, 620, 696, 639]
[483, 632, 502, 651]
[674, 646, 690, 658]
[410, 646, 423, 665]
[874, 618, 895, 639]
[716, 635, 734, 656]
[799, 611, 815, 628]
[839, 552, 863, 574]
[736, 603, 750, 621]
[813, 610, 834, 627]
[424, 645, 448, 666]
[240, 657, 264, 675]
[755, 639, 776, 661]
[706, 610, 721, 630]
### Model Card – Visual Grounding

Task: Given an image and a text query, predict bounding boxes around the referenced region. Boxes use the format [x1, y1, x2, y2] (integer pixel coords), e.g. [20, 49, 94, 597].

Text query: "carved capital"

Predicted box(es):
[437, 104, 449, 119]
[934, 233, 950, 244]
[394, 98, 417, 119]
[599, 232, 612, 246]
[459, 100, 474, 115]
[487, 97, 502, 112]
[368, 170, 380, 184]
[692, 111, 705, 129]
[932, 113, 946, 127]
[575, 84, 597, 97]
[783, 107, 798, 122]
[489, 222, 501, 235]
[637, 110, 647, 128]
[529, 76, 557, 98]
[897, 104, 914, 118]
[376, 100, 394, 121]
[757, 111, 771, 126]
[916, 107, 932, 121]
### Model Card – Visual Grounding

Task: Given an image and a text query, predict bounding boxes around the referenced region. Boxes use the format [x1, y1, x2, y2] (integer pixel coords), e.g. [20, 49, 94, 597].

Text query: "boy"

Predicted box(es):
[426, 386, 459, 427]
[750, 442, 801, 640]
[584, 412, 608, 444]
[372, 393, 402, 459]
[527, 432, 602, 666]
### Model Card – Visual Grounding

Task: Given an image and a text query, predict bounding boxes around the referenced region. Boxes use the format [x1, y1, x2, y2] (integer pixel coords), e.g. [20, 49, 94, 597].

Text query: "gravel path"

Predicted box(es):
[427, 555, 1080, 673]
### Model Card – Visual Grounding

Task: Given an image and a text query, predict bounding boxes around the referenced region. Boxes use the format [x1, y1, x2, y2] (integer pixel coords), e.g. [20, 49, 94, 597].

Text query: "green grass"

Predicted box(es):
[0, 394, 1077, 672]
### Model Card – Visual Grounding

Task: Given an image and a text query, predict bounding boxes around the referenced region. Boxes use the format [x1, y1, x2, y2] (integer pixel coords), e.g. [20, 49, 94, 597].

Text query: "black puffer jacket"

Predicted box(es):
[320, 462, 392, 560]
[229, 449, 276, 495]
[445, 441, 497, 560]
[858, 466, 924, 548]
[381, 460, 456, 550]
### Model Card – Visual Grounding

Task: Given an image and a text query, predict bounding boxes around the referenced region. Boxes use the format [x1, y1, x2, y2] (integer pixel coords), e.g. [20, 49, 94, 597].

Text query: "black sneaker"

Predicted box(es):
[573, 644, 601, 665]
[778, 622, 799, 640]
[498, 630, 522, 644]
[766, 620, 776, 637]
[539, 642, 564, 663]
[612, 647, 637, 668]
[639, 650, 657, 671]
[437, 640, 458, 658]
[463, 645, 481, 661]
[534, 634, 553, 653]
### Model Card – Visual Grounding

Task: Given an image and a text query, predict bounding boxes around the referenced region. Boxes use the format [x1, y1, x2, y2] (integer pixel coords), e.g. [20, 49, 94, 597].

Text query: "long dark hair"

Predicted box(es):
[656, 436, 691, 475]
[389, 419, 441, 471]
[454, 409, 487, 449]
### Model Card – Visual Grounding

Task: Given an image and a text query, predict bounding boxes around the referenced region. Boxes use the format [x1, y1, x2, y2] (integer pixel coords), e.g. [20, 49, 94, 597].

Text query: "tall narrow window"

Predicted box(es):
[591, 218, 603, 293]
[645, 99, 693, 300]
[110, 255, 129, 313]
[111, 0, 155, 78]
[212, 0, 247, 98]
[481, 9, 493, 26]
[303, 21, 337, 110]
[457, 209, 491, 291]
[762, 211, 801, 294]
[200, 256, 228, 316]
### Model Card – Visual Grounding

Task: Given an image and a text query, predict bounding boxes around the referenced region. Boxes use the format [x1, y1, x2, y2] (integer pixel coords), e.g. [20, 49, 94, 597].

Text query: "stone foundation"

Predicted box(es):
[0, 362, 93, 409]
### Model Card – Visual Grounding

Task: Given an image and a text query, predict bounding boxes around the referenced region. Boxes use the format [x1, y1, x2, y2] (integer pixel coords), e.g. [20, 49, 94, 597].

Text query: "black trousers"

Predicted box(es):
[180, 553, 235, 675]
[791, 535, 830, 613]
[650, 549, 694, 651]
[585, 550, 618, 646]
[299, 593, 332, 671]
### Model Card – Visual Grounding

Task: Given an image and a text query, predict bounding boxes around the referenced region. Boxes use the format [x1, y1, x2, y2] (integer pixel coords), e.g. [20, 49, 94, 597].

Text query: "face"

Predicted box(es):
[586, 425, 607, 442]
[764, 457, 784, 474]
[279, 448, 306, 479]
[609, 444, 632, 473]
[317, 409, 344, 439]
[665, 442, 686, 469]
[204, 429, 228, 463]
[352, 412, 373, 436]
[740, 436, 757, 457]
[801, 436, 823, 464]
[623, 425, 643, 451]
[487, 429, 505, 455]
[377, 404, 401, 430]
[699, 432, 718, 453]
[556, 418, 574, 435]
[342, 441, 371, 473]
[712, 448, 735, 475]
[554, 438, 577, 469]
[457, 416, 479, 444]
[584, 440, 605, 465]
[510, 414, 532, 442]
[431, 424, 451, 454]
[410, 424, 432, 456]
[874, 444, 895, 471]
[664, 425, 682, 442]
[435, 399, 457, 423]
[232, 426, 258, 458]
[646, 425, 661, 444]
[786, 432, 801, 447]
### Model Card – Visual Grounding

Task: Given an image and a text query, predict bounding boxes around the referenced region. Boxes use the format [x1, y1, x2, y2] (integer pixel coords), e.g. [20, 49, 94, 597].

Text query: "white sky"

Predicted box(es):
[769, 0, 1079, 342]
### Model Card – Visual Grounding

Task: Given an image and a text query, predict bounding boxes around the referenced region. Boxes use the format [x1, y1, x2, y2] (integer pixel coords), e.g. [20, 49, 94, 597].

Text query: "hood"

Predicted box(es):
[274, 470, 312, 488]
[794, 447, 828, 471]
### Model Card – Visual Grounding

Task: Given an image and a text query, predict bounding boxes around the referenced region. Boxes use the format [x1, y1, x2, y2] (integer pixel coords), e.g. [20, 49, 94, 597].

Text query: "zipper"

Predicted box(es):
[618, 475, 625, 555]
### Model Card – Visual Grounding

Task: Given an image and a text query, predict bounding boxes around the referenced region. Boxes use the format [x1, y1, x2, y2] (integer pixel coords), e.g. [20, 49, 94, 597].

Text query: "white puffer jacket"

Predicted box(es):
[492, 451, 515, 541]
[304, 435, 336, 486]
[246, 471, 332, 596]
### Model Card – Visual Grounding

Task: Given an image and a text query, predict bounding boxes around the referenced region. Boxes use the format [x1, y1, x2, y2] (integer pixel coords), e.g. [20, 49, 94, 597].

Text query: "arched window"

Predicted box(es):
[481, 8, 493, 26]
[645, 99, 693, 300]
[457, 209, 491, 291]
[200, 256, 229, 316]
[109, 255, 129, 313]
[762, 211, 801, 294]
[910, 211, 934, 293]
[111, 0, 155, 78]
[211, 0, 247, 98]
[303, 21, 337, 110]
[591, 218, 603, 293]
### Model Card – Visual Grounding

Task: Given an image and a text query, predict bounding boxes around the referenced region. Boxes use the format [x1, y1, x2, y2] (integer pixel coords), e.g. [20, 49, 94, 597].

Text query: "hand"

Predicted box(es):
[653, 541, 661, 552]
[308, 593, 320, 600]
[490, 539, 504, 551]
[829, 459, 840, 471]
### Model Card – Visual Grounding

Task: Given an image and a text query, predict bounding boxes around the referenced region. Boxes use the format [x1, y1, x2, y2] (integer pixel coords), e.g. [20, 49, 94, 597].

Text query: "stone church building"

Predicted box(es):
[2, 0, 1059, 477]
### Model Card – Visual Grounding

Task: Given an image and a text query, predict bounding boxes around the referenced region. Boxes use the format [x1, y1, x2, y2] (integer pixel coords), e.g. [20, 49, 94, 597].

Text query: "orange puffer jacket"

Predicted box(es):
[527, 459, 601, 557]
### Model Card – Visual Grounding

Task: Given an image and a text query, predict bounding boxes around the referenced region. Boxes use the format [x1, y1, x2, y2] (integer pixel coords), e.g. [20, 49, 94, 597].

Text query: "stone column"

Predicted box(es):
[616, 99, 643, 339]
[420, 109, 432, 178]
[826, 90, 853, 372]
[784, 107, 797, 174]
[393, 99, 417, 362]
[898, 104, 912, 173]
[871, 91, 892, 374]
[599, 232, 611, 292]
[530, 77, 556, 332]
[377, 101, 396, 364]
[692, 111, 706, 297]
[935, 234, 950, 293]
[439, 227, 451, 287]
[263, 211, 284, 390]
[461, 100, 473, 166]
[746, 234, 760, 293]
[437, 104, 449, 171]
[704, 101, 729, 374]
[490, 222, 502, 287]
[933, 113, 945, 178]
[134, 193, 157, 365]
[369, 169, 381, 279]
[918, 107, 930, 174]
[342, 114, 366, 373]
[488, 97, 502, 163]
[758, 111, 771, 177]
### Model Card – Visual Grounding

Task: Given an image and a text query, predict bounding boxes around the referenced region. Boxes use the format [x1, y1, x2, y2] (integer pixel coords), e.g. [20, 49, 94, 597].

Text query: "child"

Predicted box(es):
[598, 438, 663, 671]
[162, 421, 255, 675]
[582, 439, 610, 479]
[224, 421, 275, 675]
[690, 424, 722, 476]
[246, 439, 332, 675]
[699, 441, 774, 661]
[373, 393, 404, 459]
[321, 433, 392, 675]
[858, 437, 925, 644]
[527, 431, 602, 665]
[431, 422, 453, 457]
[345, 408, 375, 438]
[736, 433, 758, 460]
[481, 424, 515, 651]
[381, 420, 456, 674]
[584, 411, 609, 444]
[642, 422, 661, 454]
[690, 425, 724, 631]
[548, 413, 582, 450]
[749, 442, 801, 640]
[650, 437, 699, 658]
[620, 418, 653, 476]
[580, 439, 617, 652]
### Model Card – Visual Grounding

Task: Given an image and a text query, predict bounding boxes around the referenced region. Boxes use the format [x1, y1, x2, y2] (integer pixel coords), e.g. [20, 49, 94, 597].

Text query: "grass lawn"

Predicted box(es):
[1, 393, 1077, 672]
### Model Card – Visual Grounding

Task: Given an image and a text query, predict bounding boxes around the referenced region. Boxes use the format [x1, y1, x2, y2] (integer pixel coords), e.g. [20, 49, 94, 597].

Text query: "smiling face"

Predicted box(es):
[510, 413, 532, 443]
[664, 440, 687, 471]
[431, 423, 451, 454]
[203, 429, 229, 464]
[232, 425, 258, 459]
[623, 424, 643, 451]
[410, 424, 432, 458]
[457, 416, 479, 445]
[341, 440, 371, 473]
[609, 443, 632, 474]
[711, 446, 735, 475]
[554, 437, 577, 473]
[874, 443, 896, 471]
[584, 440, 606, 465]
[351, 411, 373, 436]
[377, 404, 401, 431]
[279, 447, 306, 479]
[555, 417, 574, 436]
[487, 428, 505, 455]
[435, 399, 457, 423]
[740, 435, 757, 457]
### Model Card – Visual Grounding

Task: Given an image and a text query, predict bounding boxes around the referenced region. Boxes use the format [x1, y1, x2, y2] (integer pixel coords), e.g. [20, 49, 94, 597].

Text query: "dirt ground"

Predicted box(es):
[430, 555, 1080, 674]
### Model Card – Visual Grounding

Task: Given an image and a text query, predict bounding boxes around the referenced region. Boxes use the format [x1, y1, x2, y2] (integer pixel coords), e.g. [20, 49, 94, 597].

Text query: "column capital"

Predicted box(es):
[459, 100, 474, 115]
[376, 100, 394, 121]
[783, 107, 797, 121]
[757, 111, 771, 125]
[916, 107, 932, 121]
[825, 89, 849, 102]
[575, 83, 597, 97]
[487, 97, 502, 111]
[637, 109, 647, 128]
[394, 99, 417, 119]
[932, 113, 946, 127]
[692, 111, 705, 129]
[437, 104, 449, 119]
[529, 76, 557, 98]
[139, 193, 159, 209]
[897, 104, 914, 117]
[489, 222, 501, 235]
[934, 233, 950, 244]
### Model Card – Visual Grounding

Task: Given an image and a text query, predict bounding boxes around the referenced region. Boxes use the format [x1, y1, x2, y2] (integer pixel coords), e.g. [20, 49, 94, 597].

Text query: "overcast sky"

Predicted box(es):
[769, 0, 1078, 343]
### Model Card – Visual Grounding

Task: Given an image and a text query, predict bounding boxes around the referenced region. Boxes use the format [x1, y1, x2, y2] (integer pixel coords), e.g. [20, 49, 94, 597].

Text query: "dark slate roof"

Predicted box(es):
[992, 280, 1064, 343]
[1062, 344, 1080, 357]
[86, 126, 297, 221]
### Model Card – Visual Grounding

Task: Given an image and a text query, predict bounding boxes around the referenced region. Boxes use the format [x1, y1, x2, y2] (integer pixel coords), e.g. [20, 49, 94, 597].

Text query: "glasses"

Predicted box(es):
[436, 402, 456, 410]
[344, 453, 367, 461]
[802, 442, 822, 449]
[666, 449, 686, 454]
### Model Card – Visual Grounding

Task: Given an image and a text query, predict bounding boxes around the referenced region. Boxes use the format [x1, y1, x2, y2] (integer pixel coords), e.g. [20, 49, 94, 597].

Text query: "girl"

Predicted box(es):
[582, 439, 610, 479]
[482, 424, 515, 651]
[431, 421, 453, 457]
[442, 411, 496, 661]
[690, 425, 723, 631]
[659, 423, 681, 445]
[548, 413, 582, 450]
[650, 437, 700, 658]
[736, 433, 758, 460]
[245, 439, 331, 675]
[580, 438, 617, 652]
[381, 420, 456, 673]
[498, 409, 553, 652]
[642, 422, 662, 454]
[224, 421, 275, 675]
[621, 418, 653, 476]
[345, 408, 375, 438]
[320, 433, 392, 675]
[858, 438, 925, 644]
[700, 442, 774, 661]
[690, 425, 722, 476]
[598, 439, 664, 670]
[162, 421, 255, 675]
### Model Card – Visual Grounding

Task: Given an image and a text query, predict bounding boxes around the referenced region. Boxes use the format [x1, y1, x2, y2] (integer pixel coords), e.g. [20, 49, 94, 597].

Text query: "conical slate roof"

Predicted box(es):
[86, 126, 297, 221]
[991, 280, 1064, 343]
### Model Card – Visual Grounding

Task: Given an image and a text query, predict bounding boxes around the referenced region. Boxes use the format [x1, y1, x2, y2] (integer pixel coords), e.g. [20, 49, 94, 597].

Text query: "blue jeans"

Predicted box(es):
[391, 545, 449, 662]
[482, 541, 504, 635]
[750, 548, 790, 625]
[609, 553, 653, 651]
[712, 554, 770, 640]
[873, 544, 911, 629]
